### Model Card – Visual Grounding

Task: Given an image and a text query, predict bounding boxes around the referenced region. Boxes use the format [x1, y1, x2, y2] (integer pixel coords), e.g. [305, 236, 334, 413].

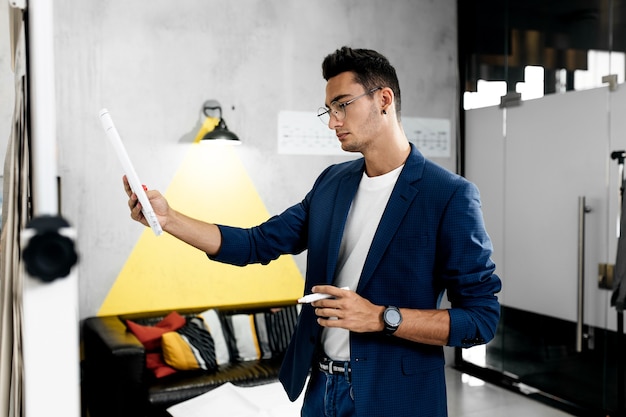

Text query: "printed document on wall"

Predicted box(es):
[278, 111, 450, 158]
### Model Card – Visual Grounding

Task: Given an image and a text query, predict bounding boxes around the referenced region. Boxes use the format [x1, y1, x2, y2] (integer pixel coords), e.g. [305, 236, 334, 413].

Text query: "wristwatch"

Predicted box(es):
[383, 306, 402, 335]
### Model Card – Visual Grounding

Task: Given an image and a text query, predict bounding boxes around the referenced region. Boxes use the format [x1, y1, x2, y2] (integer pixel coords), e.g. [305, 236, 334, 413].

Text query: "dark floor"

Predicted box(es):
[458, 306, 625, 416]
[445, 366, 574, 417]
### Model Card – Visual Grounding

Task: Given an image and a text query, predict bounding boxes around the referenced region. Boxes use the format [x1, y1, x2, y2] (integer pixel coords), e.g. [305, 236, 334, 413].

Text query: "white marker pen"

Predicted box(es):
[298, 286, 349, 304]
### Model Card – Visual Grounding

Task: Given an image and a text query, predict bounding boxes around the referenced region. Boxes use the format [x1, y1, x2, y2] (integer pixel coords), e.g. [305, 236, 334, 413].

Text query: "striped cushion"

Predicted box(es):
[198, 309, 231, 365]
[223, 305, 300, 362]
[162, 317, 217, 372]
[264, 306, 300, 355]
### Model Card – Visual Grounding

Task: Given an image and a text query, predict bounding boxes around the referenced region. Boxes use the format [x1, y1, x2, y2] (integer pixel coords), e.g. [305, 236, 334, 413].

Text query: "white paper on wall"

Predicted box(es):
[277, 111, 450, 158]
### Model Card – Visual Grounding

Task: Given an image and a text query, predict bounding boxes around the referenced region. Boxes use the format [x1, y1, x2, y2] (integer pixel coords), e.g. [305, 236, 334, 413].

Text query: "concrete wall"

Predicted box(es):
[1, 0, 458, 319]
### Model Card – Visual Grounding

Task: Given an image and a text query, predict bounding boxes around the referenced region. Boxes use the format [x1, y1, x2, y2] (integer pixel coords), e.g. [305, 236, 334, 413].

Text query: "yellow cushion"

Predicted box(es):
[161, 316, 217, 371]
[162, 332, 200, 371]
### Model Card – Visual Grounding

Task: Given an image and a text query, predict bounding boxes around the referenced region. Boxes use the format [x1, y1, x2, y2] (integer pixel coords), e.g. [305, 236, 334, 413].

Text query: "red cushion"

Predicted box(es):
[126, 312, 187, 378]
[126, 312, 186, 351]
[146, 352, 177, 378]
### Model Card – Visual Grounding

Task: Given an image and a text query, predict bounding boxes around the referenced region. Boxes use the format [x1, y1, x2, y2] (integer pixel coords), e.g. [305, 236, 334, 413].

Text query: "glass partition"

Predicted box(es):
[458, 1, 626, 415]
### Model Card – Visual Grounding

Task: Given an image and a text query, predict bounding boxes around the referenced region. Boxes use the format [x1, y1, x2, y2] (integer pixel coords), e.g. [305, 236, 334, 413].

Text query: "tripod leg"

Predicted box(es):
[619, 311, 624, 414]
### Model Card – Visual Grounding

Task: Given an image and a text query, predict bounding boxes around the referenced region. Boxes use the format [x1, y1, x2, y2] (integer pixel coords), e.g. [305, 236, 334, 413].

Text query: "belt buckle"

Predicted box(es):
[327, 360, 334, 375]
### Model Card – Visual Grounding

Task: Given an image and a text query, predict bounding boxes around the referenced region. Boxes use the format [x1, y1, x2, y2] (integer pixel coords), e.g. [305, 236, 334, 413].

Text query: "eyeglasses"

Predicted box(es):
[317, 87, 382, 125]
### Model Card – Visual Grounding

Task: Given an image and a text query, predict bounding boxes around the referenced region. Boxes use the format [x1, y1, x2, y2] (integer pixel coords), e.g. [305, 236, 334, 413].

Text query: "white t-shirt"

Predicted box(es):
[322, 164, 403, 361]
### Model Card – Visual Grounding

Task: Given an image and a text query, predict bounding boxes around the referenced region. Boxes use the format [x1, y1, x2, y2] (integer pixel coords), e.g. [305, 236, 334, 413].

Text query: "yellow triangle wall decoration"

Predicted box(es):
[98, 125, 304, 316]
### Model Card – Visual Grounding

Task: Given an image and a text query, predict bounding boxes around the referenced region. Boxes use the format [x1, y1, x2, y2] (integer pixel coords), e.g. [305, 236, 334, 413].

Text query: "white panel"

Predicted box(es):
[466, 87, 622, 330]
[22, 271, 80, 417]
[23, 1, 81, 416]
[464, 106, 506, 304]
[505, 89, 610, 325]
[29, 0, 58, 216]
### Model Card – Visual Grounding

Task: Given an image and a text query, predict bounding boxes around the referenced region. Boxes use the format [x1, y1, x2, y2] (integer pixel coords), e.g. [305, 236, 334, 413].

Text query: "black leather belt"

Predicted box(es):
[318, 358, 351, 375]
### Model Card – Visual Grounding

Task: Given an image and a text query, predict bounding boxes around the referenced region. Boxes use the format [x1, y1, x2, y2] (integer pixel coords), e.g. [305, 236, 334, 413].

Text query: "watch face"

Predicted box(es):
[385, 308, 401, 325]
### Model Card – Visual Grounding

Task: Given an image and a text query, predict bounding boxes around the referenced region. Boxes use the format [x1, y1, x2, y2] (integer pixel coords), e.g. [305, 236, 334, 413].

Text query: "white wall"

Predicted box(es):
[1, 0, 458, 318]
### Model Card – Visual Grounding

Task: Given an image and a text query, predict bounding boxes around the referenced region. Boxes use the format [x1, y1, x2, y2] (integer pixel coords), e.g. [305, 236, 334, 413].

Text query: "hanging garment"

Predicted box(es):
[613, 178, 626, 312]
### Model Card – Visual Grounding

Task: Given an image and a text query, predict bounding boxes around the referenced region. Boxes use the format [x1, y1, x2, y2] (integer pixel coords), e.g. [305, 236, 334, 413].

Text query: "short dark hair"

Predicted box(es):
[322, 46, 401, 117]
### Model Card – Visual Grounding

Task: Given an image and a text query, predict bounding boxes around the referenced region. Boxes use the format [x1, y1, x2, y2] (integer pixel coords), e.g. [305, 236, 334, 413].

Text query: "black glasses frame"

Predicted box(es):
[317, 86, 382, 125]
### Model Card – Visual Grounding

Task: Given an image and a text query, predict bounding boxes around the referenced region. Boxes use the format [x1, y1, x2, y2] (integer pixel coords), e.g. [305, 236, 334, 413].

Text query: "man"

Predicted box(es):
[125, 46, 501, 417]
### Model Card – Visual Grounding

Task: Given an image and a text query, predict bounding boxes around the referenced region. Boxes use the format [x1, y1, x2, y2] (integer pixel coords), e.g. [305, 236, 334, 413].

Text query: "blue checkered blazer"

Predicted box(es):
[214, 143, 501, 417]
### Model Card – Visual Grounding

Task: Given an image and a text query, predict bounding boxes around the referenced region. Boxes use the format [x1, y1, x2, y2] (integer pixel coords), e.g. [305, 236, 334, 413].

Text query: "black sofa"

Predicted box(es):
[82, 302, 300, 417]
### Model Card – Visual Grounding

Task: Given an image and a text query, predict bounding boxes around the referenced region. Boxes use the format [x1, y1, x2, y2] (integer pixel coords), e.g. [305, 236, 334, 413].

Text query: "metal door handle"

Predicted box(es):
[577, 196, 591, 352]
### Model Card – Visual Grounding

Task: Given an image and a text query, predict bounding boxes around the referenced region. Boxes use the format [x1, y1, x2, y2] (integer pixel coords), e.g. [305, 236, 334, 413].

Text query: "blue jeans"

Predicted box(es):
[301, 368, 355, 417]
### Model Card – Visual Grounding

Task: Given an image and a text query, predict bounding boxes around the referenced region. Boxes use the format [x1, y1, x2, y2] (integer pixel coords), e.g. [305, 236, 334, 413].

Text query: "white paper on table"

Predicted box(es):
[166, 380, 306, 417]
[167, 383, 259, 417]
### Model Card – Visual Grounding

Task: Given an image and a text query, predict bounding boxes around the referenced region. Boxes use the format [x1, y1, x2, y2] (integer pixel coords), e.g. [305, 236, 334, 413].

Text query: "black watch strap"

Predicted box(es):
[383, 305, 402, 335]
